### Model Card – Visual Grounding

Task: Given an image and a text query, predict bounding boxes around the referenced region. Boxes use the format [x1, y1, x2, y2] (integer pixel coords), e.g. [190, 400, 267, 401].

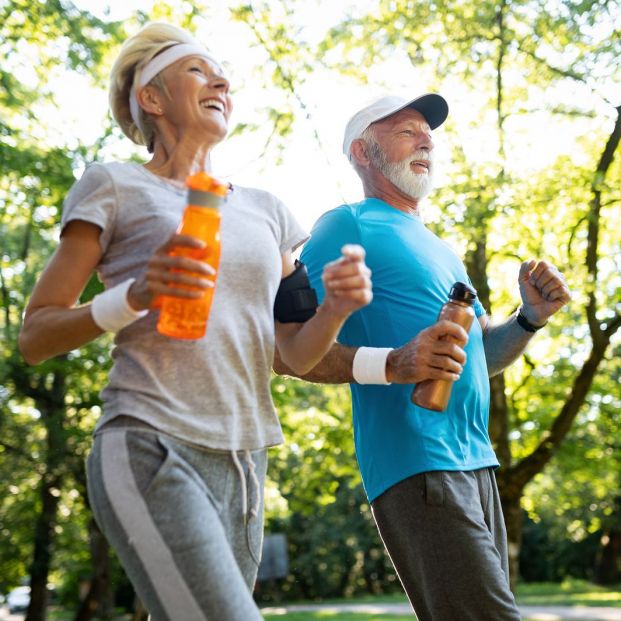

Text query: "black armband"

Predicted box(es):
[274, 260, 318, 323]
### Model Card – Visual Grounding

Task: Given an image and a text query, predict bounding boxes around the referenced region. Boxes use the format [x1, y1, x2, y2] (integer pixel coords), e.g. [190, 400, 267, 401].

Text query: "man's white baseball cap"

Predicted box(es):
[342, 93, 448, 156]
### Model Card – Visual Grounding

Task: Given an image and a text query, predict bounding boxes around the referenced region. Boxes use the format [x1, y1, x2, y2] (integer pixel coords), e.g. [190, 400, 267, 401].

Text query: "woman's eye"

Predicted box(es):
[190, 66, 203, 73]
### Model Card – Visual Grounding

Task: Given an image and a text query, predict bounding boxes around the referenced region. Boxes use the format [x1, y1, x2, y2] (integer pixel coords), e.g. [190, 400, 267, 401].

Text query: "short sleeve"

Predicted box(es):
[300, 206, 362, 303]
[61, 163, 118, 254]
[269, 193, 308, 254]
[473, 298, 486, 318]
[465, 276, 487, 317]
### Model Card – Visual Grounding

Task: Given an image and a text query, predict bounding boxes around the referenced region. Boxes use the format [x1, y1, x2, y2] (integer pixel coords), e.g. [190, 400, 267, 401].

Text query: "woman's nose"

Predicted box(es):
[211, 75, 230, 93]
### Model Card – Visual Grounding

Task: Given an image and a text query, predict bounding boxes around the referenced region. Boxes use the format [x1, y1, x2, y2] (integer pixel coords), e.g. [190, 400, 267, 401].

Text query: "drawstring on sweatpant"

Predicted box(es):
[231, 449, 260, 523]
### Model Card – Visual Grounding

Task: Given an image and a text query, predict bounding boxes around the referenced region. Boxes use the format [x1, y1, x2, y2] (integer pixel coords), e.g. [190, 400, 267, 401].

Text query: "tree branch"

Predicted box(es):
[508, 344, 607, 491]
[586, 106, 621, 345]
[604, 314, 621, 339]
[516, 40, 589, 85]
[503, 105, 621, 495]
[0, 439, 36, 463]
[567, 215, 588, 263]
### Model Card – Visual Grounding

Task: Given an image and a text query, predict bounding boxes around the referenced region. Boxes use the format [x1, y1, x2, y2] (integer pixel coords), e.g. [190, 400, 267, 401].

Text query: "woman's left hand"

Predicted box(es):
[321, 244, 373, 319]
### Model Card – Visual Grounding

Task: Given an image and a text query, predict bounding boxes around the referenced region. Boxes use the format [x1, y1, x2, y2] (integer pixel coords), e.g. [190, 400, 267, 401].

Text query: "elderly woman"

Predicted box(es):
[18, 22, 372, 621]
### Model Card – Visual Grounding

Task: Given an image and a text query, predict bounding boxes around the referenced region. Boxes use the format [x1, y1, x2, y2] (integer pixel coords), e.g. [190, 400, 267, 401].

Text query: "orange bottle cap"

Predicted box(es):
[186, 171, 229, 197]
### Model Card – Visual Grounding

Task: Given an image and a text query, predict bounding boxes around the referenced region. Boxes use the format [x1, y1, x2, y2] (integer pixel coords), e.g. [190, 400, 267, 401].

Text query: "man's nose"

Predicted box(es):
[419, 133, 434, 152]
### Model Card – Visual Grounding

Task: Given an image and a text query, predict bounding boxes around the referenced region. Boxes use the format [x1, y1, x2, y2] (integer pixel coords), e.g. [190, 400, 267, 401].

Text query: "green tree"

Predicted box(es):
[521, 346, 621, 583]
[0, 2, 123, 619]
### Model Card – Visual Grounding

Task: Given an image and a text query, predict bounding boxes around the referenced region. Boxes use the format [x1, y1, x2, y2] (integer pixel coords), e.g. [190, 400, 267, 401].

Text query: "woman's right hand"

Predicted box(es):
[128, 233, 216, 311]
[320, 244, 373, 320]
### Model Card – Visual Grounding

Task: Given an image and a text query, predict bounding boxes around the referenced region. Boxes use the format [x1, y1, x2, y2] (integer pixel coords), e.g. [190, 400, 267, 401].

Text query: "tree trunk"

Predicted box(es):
[25, 477, 58, 621]
[25, 370, 67, 621]
[73, 518, 113, 621]
[594, 496, 621, 585]
[594, 529, 621, 585]
[500, 492, 524, 591]
[24, 460, 62, 621]
[489, 373, 511, 468]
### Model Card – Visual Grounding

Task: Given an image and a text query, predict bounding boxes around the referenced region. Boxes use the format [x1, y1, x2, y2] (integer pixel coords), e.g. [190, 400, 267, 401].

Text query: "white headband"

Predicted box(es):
[129, 43, 221, 138]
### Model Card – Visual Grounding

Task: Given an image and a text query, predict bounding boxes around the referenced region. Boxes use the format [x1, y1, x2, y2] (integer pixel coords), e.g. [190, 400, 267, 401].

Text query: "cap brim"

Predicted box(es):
[378, 93, 448, 130]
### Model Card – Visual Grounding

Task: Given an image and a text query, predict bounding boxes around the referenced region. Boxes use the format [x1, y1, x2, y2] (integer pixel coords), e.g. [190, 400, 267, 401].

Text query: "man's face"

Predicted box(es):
[366, 108, 435, 200]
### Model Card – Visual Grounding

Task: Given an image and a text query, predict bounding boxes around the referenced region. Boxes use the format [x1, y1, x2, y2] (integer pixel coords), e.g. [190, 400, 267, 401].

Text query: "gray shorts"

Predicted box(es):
[87, 423, 266, 621]
[371, 468, 521, 621]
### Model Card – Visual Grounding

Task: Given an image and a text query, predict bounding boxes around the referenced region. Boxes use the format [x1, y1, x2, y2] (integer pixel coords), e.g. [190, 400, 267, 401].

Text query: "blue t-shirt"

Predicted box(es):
[301, 198, 499, 502]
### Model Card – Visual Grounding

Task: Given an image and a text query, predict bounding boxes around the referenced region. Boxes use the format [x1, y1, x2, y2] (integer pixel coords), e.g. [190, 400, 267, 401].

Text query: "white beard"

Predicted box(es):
[369, 144, 434, 200]
[383, 156, 434, 199]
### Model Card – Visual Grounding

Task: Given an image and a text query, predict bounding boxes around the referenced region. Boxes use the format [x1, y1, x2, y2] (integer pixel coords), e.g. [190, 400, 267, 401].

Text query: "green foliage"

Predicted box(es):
[521, 348, 621, 563]
[262, 376, 399, 601]
[520, 511, 603, 582]
[0, 0, 123, 598]
[229, 1, 328, 161]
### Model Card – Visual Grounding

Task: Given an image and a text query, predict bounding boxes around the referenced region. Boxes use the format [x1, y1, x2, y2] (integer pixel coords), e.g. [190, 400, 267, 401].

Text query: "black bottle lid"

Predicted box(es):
[449, 282, 478, 305]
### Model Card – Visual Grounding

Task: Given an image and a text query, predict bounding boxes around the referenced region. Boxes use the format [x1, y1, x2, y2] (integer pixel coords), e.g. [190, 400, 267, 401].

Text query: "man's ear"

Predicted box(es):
[350, 138, 370, 168]
[136, 85, 164, 116]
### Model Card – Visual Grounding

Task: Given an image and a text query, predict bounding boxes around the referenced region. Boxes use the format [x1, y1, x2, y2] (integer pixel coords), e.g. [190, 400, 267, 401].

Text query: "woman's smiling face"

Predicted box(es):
[158, 54, 233, 143]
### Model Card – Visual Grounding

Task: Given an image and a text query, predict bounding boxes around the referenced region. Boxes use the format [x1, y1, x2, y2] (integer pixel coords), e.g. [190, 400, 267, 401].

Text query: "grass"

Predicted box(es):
[261, 612, 563, 620]
[259, 579, 621, 620]
[40, 580, 621, 621]
[263, 614, 414, 620]
[516, 578, 621, 607]
[262, 617, 559, 621]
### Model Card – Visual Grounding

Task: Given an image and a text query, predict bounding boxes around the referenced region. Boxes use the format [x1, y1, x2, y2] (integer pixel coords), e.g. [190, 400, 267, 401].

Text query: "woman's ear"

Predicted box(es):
[136, 85, 164, 116]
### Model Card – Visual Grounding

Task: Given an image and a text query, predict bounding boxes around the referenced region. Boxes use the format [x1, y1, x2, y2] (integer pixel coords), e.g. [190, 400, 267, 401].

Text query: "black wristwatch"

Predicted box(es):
[516, 307, 547, 333]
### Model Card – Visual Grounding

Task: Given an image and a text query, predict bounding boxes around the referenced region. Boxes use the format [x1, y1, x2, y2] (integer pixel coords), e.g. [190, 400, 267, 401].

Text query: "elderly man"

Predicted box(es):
[275, 93, 571, 620]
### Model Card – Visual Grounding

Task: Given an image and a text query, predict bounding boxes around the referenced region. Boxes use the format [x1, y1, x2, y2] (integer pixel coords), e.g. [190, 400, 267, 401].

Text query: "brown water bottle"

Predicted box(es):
[411, 282, 477, 412]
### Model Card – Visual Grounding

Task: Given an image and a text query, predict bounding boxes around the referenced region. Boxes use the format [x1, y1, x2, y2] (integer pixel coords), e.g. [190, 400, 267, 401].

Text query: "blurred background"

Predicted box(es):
[0, 1, 619, 619]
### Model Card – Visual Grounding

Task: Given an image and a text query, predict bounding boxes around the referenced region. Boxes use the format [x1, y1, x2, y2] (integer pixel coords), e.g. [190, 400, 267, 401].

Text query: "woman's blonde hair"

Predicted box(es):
[109, 22, 200, 150]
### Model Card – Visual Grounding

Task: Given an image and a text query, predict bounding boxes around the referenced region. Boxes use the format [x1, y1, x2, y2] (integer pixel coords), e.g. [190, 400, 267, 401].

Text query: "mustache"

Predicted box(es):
[406, 150, 434, 165]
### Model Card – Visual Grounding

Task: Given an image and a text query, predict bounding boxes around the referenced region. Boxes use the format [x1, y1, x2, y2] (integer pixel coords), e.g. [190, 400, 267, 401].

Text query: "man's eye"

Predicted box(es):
[190, 66, 203, 73]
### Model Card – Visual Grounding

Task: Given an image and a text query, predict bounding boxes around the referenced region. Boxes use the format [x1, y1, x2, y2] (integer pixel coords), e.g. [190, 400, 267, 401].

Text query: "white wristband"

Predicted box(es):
[91, 278, 148, 333]
[352, 347, 393, 385]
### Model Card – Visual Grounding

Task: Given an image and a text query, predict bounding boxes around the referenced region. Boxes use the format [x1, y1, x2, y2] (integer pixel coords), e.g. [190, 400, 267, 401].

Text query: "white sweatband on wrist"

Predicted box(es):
[91, 278, 148, 333]
[352, 347, 393, 385]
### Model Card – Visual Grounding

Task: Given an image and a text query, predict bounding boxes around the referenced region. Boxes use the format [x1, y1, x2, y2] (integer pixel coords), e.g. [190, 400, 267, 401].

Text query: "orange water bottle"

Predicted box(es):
[157, 172, 228, 339]
[411, 282, 477, 411]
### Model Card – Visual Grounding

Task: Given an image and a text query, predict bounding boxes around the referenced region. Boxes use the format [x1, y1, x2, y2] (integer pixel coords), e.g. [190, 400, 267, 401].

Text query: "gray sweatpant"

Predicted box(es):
[371, 468, 521, 621]
[87, 424, 266, 621]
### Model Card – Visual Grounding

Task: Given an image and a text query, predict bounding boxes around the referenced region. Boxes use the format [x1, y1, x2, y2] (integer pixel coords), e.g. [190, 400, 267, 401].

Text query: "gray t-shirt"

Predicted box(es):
[61, 162, 308, 450]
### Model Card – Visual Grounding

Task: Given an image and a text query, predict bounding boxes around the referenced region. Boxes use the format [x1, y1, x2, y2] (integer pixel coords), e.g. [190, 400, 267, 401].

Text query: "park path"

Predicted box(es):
[261, 602, 621, 620]
[2, 603, 621, 620]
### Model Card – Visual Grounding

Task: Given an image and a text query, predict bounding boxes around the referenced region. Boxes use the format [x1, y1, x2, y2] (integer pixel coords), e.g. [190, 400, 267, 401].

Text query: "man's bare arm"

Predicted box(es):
[273, 320, 469, 385]
[274, 343, 356, 383]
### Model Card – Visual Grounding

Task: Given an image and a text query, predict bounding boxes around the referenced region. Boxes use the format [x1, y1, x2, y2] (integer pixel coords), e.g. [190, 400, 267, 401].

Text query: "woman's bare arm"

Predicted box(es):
[19, 220, 106, 364]
[19, 219, 216, 365]
[274, 245, 372, 375]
